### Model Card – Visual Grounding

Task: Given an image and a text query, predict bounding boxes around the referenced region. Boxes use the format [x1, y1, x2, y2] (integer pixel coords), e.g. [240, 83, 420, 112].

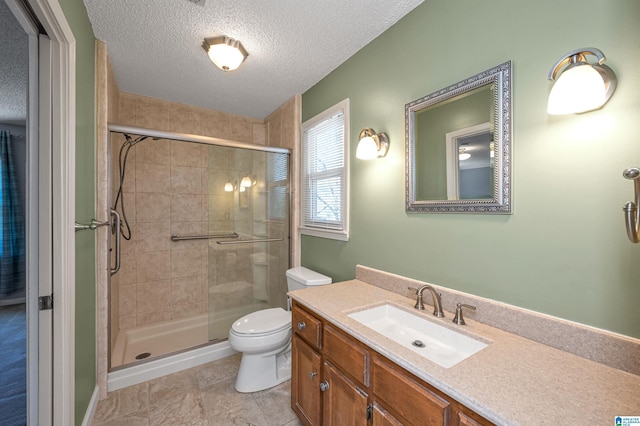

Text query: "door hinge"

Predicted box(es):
[39, 294, 53, 311]
[366, 404, 373, 421]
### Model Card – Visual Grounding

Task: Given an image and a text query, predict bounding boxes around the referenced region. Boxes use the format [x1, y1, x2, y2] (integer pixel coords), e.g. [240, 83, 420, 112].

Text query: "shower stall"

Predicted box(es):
[107, 126, 290, 370]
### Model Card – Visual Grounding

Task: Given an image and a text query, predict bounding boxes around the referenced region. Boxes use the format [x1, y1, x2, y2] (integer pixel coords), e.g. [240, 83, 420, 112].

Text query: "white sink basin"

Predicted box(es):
[348, 304, 488, 368]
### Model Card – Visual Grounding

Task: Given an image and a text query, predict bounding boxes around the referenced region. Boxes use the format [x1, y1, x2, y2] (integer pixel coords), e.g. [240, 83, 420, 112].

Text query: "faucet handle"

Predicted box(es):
[408, 287, 418, 294]
[452, 303, 476, 325]
[407, 287, 425, 310]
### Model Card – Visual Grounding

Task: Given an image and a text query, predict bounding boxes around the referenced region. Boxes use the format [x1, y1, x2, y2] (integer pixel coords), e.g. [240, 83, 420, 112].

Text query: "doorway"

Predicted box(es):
[0, 1, 30, 423]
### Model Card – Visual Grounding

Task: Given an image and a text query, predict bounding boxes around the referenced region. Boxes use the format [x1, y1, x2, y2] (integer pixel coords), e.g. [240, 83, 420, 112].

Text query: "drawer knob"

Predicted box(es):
[320, 381, 330, 392]
[309, 371, 317, 379]
[297, 321, 306, 330]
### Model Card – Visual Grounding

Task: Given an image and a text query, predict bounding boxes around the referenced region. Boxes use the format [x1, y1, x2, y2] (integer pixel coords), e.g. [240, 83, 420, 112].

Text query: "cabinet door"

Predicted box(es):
[292, 335, 322, 426]
[322, 361, 369, 425]
[372, 402, 403, 426]
[373, 357, 450, 425]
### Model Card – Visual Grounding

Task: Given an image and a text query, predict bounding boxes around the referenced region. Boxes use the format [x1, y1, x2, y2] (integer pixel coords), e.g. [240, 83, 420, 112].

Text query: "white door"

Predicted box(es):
[6, 0, 55, 422]
[36, 32, 53, 425]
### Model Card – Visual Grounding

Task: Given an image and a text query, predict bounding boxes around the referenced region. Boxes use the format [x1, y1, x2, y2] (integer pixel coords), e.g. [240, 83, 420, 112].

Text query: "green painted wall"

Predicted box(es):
[301, 0, 640, 338]
[57, 0, 96, 423]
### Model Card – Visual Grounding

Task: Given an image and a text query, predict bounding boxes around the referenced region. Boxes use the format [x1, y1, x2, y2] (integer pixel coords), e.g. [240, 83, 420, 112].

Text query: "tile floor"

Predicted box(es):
[92, 354, 303, 426]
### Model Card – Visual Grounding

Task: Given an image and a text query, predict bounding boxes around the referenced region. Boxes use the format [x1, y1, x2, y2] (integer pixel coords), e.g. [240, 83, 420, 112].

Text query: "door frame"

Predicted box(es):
[20, 0, 76, 424]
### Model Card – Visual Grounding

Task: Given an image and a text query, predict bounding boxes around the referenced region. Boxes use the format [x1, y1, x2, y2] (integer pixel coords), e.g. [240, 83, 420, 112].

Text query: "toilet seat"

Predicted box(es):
[231, 308, 291, 337]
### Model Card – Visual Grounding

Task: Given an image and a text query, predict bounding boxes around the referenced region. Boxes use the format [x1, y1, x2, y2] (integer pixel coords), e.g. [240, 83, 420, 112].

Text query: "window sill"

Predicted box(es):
[299, 227, 349, 242]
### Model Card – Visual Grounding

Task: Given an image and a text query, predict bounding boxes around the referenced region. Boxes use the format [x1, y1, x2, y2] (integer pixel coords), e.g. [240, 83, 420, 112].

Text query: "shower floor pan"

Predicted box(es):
[111, 303, 269, 368]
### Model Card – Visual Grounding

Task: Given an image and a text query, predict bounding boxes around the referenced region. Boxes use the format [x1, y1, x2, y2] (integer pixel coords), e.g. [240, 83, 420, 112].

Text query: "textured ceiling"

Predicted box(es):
[84, 0, 424, 119]
[0, 0, 28, 126]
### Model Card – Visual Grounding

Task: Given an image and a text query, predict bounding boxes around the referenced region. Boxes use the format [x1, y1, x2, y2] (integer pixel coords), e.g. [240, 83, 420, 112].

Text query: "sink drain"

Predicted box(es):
[135, 352, 151, 360]
[412, 340, 425, 348]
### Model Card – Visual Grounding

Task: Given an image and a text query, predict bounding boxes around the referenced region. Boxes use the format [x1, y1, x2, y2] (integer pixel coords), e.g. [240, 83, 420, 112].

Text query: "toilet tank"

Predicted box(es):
[286, 267, 332, 291]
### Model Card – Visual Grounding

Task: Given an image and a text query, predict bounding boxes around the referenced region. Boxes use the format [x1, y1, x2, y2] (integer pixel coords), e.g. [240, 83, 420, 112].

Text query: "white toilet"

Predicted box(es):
[228, 266, 332, 393]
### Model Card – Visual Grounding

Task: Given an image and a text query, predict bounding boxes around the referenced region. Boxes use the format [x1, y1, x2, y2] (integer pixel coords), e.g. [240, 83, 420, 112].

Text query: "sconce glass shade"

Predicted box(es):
[224, 182, 234, 192]
[240, 176, 252, 188]
[202, 36, 248, 72]
[547, 48, 616, 115]
[356, 128, 389, 160]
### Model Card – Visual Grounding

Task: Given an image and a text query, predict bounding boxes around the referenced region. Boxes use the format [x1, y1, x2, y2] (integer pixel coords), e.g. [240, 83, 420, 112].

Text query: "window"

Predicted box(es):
[300, 99, 349, 241]
[267, 151, 289, 220]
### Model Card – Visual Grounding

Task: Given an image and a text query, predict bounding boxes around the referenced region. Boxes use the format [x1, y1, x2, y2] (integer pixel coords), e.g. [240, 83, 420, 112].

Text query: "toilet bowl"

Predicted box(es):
[229, 266, 332, 393]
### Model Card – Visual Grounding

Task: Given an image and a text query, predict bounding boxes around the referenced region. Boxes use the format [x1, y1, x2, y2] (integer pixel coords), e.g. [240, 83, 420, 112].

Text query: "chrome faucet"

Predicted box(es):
[408, 285, 445, 317]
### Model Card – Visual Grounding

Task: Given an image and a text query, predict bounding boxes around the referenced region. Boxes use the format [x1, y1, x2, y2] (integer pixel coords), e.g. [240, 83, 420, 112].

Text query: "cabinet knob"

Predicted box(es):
[309, 371, 317, 379]
[320, 381, 330, 392]
[297, 321, 306, 330]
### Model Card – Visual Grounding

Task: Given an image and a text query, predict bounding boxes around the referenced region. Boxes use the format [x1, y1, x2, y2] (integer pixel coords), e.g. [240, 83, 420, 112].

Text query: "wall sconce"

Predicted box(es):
[623, 167, 640, 243]
[202, 36, 248, 72]
[547, 47, 617, 115]
[240, 176, 253, 188]
[356, 128, 389, 160]
[224, 181, 236, 192]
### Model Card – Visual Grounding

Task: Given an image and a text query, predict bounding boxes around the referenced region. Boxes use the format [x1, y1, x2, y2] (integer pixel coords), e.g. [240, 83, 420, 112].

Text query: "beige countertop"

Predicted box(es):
[289, 280, 640, 425]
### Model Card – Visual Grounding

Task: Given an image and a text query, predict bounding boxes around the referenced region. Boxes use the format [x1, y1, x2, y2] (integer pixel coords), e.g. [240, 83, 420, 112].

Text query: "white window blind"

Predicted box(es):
[267, 152, 289, 220]
[300, 99, 349, 241]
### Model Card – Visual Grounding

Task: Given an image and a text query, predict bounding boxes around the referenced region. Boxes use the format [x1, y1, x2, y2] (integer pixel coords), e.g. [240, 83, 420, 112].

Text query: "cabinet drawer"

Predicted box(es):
[373, 357, 450, 426]
[324, 324, 369, 387]
[292, 304, 322, 350]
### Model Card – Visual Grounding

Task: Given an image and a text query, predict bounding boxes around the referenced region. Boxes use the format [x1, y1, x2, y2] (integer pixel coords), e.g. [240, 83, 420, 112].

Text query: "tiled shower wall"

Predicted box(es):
[112, 135, 212, 329]
[110, 93, 296, 332]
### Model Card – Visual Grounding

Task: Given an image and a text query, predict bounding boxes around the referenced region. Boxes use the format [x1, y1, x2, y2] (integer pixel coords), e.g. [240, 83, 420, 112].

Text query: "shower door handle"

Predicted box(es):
[110, 209, 121, 276]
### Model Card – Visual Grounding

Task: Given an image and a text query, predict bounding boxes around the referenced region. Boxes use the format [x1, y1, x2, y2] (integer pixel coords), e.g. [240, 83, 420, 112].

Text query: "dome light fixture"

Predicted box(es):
[547, 47, 617, 115]
[202, 36, 248, 72]
[458, 147, 471, 161]
[356, 128, 389, 160]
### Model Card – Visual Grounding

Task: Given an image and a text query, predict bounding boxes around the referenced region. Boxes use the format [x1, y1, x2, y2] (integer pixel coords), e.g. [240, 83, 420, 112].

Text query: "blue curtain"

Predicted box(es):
[0, 130, 25, 296]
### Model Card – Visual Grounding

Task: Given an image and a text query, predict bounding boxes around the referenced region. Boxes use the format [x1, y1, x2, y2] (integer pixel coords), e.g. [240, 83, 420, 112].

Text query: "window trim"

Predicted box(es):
[300, 98, 350, 241]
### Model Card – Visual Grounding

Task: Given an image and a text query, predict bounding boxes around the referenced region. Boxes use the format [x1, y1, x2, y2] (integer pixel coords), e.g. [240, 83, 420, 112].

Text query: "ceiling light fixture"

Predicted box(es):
[459, 147, 471, 161]
[202, 36, 248, 72]
[547, 47, 617, 115]
[356, 128, 389, 160]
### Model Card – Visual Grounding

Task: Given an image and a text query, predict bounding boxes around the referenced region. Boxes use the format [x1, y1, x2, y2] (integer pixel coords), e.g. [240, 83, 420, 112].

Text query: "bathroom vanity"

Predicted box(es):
[288, 270, 640, 425]
[291, 299, 492, 425]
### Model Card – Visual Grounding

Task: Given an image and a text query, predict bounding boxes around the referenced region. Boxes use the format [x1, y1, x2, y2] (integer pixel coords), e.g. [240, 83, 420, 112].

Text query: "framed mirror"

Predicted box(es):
[405, 61, 512, 213]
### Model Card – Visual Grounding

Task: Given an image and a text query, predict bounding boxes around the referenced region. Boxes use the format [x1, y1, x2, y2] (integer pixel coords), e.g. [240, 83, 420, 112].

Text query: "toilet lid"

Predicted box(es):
[231, 308, 291, 336]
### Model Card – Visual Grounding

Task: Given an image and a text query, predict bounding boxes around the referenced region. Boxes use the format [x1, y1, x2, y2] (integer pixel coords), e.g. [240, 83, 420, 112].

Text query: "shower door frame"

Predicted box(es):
[105, 123, 292, 370]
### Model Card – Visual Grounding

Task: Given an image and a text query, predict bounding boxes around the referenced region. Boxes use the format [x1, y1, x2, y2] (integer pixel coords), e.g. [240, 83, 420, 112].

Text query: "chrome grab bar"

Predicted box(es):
[170, 232, 239, 242]
[75, 218, 110, 231]
[216, 238, 284, 245]
[623, 167, 640, 243]
[110, 209, 121, 276]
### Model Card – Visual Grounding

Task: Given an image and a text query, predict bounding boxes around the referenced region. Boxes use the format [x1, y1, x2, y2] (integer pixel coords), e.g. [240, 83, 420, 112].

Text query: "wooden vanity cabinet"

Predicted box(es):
[291, 301, 494, 426]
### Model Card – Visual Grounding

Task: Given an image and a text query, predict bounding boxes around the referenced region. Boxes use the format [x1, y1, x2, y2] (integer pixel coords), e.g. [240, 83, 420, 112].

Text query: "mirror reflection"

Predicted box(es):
[405, 61, 512, 214]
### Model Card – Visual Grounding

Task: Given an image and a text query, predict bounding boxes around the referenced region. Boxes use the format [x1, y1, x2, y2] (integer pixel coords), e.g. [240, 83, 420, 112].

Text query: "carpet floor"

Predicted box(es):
[0, 304, 27, 426]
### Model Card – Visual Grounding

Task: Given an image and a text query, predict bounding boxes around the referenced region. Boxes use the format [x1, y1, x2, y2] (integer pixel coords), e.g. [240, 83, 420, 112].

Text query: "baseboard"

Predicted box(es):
[80, 386, 99, 426]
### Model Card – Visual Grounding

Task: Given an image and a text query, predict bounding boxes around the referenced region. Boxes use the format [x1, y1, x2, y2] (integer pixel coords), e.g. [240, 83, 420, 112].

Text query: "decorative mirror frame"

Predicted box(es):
[405, 61, 512, 214]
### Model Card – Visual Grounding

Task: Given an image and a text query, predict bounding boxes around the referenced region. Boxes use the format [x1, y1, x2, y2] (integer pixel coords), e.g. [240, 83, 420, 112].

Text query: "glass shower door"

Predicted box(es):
[206, 145, 290, 341]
